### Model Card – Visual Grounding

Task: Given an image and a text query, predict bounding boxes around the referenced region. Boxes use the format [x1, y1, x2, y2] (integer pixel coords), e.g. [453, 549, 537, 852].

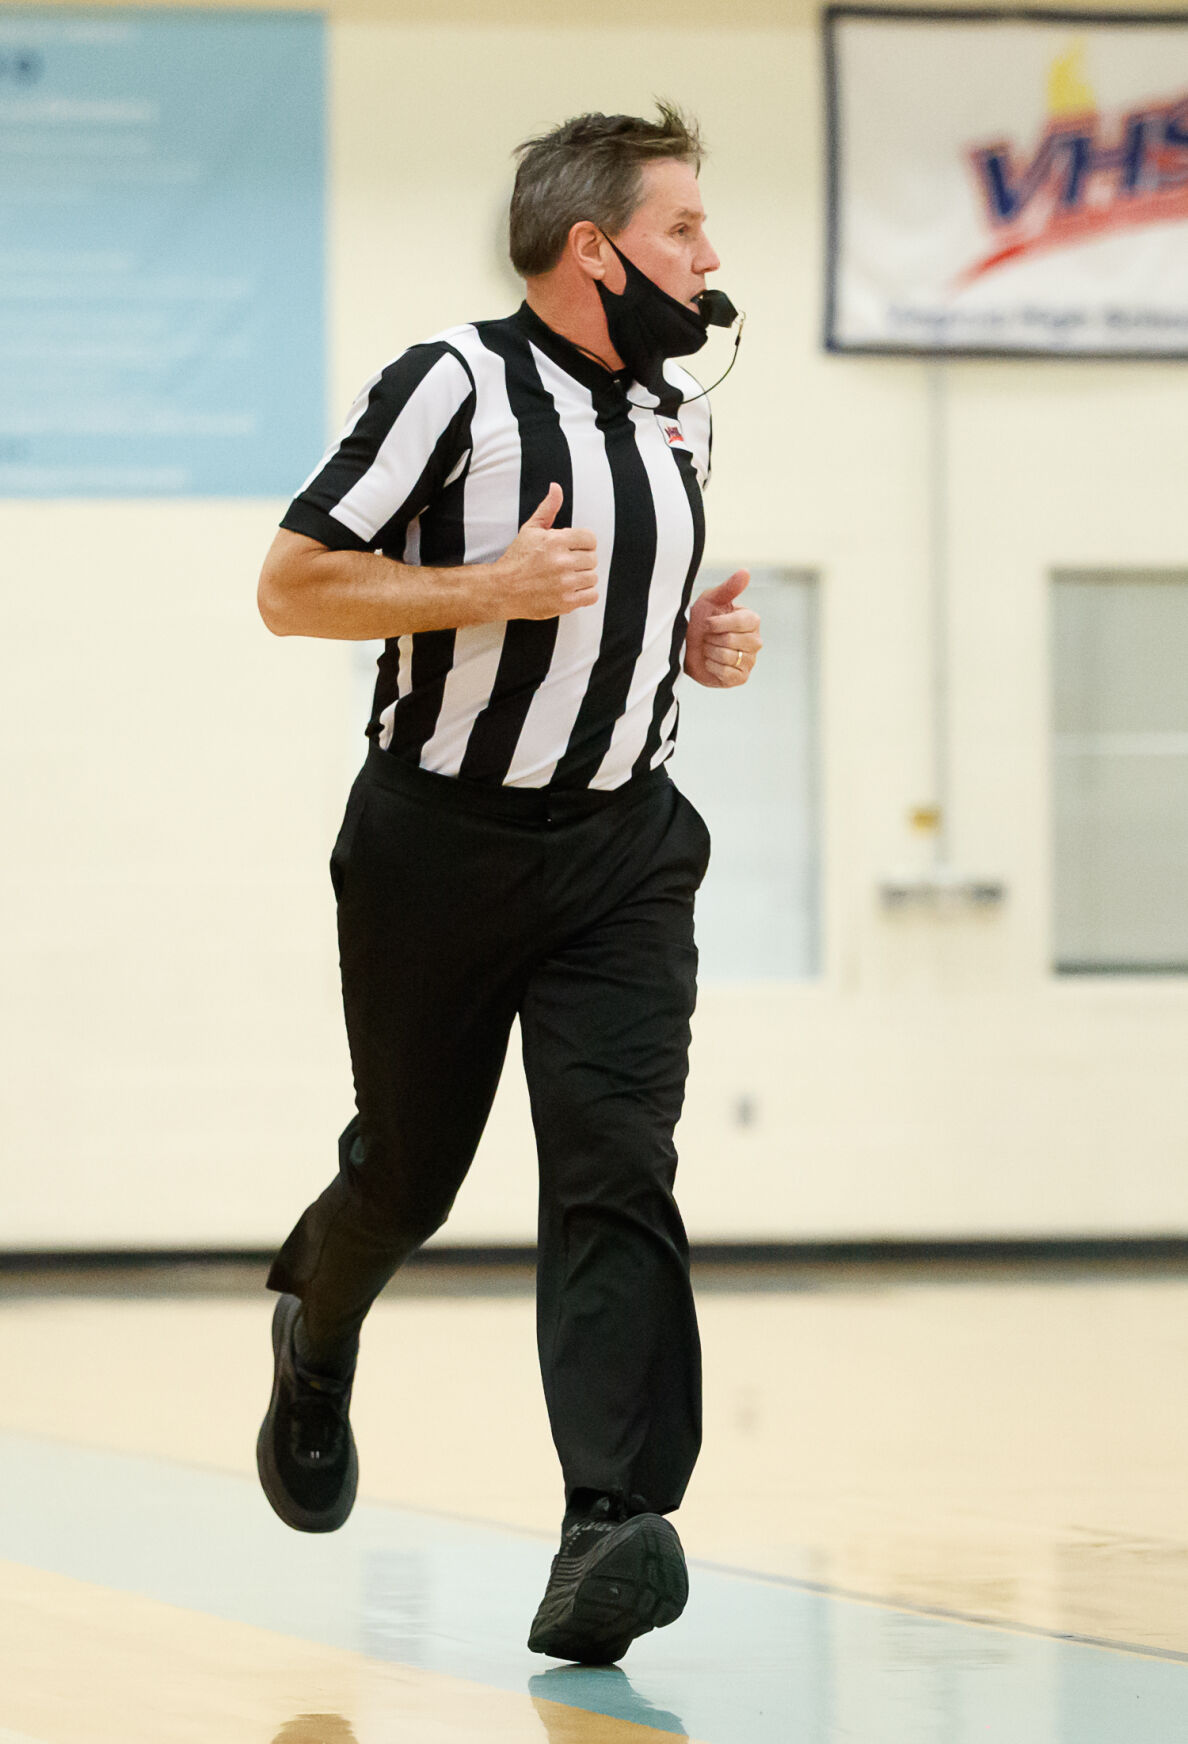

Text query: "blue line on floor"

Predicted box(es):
[1, 1430, 1185, 1744]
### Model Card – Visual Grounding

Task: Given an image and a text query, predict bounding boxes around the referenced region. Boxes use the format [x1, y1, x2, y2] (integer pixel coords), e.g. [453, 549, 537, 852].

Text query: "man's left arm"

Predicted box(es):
[684, 569, 762, 689]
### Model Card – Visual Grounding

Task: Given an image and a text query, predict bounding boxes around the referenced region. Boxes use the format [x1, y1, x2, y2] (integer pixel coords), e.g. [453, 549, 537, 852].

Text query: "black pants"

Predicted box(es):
[268, 746, 710, 1515]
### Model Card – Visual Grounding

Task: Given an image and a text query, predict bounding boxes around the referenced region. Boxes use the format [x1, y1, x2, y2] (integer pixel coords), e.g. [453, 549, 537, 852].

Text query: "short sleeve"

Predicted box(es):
[281, 343, 476, 552]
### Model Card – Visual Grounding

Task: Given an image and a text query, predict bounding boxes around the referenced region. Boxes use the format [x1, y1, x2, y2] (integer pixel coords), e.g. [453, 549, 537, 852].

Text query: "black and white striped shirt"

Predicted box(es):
[282, 302, 711, 792]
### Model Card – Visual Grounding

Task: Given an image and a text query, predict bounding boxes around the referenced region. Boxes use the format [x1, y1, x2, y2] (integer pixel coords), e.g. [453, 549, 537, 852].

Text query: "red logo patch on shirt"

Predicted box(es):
[662, 423, 685, 446]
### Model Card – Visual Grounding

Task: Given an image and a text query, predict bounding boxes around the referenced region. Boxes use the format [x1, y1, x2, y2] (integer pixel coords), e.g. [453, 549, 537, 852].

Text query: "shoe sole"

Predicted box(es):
[528, 1514, 689, 1664]
[256, 1293, 359, 1534]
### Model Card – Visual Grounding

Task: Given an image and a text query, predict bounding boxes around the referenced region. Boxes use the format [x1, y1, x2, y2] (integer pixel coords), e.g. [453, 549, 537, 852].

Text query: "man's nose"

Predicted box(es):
[696, 233, 721, 275]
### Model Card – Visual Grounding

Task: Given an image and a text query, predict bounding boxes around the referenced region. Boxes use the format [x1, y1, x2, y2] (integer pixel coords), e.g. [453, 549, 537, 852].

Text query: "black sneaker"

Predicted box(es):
[527, 1495, 689, 1664]
[256, 1293, 358, 1533]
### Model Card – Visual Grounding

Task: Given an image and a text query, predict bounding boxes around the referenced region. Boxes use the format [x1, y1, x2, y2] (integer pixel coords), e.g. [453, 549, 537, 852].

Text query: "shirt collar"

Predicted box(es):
[512, 302, 644, 401]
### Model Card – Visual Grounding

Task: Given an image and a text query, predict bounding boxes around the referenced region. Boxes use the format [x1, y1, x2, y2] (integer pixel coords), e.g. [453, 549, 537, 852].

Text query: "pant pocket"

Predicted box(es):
[329, 771, 370, 901]
[673, 787, 712, 883]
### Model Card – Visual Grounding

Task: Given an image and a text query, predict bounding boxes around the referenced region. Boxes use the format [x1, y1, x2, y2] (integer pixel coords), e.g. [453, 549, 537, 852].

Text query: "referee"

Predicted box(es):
[255, 103, 761, 1666]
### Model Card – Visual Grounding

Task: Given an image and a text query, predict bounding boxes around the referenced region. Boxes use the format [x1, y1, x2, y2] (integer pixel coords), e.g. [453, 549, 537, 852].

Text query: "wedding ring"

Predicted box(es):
[734, 649, 744, 669]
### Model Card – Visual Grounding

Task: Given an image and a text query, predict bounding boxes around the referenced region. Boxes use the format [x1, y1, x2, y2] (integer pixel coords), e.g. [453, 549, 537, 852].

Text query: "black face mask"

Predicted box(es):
[594, 238, 738, 395]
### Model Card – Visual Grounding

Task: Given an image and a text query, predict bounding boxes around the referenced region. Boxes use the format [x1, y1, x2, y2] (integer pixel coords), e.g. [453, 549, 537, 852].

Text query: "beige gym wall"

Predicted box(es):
[3, 0, 1186, 1247]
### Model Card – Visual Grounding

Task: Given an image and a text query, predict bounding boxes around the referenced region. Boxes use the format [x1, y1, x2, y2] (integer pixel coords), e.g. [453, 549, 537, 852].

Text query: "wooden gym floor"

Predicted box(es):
[2, 1255, 1187, 1742]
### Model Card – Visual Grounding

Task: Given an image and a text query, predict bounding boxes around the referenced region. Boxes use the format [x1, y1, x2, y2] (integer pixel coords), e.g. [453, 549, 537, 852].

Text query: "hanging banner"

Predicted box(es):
[825, 7, 1188, 356]
[0, 10, 324, 496]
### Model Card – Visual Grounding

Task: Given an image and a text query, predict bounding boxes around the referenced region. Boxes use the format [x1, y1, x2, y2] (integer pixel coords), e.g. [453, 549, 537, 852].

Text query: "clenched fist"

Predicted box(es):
[490, 483, 599, 621]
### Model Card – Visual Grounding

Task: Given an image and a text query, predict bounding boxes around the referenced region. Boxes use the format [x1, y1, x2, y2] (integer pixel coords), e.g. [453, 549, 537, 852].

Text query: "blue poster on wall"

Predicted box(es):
[0, 9, 324, 496]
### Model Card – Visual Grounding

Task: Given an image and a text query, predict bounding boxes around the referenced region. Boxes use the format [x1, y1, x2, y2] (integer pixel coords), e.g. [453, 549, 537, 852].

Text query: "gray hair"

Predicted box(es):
[509, 102, 704, 278]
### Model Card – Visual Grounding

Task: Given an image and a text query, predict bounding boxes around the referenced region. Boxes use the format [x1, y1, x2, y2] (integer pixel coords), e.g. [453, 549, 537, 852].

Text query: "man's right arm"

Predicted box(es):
[258, 484, 598, 640]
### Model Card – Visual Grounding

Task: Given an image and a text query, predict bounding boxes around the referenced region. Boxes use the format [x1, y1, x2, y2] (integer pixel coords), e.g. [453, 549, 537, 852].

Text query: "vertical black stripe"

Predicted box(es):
[367, 638, 399, 744]
[366, 403, 475, 749]
[382, 465, 470, 760]
[369, 411, 473, 558]
[300, 344, 463, 519]
[632, 446, 705, 775]
[368, 520, 423, 743]
[551, 400, 657, 789]
[454, 323, 573, 784]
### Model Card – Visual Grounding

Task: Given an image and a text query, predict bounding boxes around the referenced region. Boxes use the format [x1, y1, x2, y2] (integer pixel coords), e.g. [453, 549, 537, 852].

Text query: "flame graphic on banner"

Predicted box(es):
[1046, 41, 1095, 118]
[958, 43, 1188, 285]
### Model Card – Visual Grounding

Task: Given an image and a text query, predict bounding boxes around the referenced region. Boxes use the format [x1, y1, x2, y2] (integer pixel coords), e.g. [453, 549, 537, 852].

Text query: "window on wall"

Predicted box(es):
[674, 568, 820, 982]
[1052, 571, 1188, 974]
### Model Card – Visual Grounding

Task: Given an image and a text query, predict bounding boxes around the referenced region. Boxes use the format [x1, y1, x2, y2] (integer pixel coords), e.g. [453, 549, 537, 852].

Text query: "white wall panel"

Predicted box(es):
[3, 0, 1187, 1249]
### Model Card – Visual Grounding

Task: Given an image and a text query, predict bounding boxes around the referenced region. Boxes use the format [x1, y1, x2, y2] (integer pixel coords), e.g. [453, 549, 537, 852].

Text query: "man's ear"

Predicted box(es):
[568, 220, 609, 282]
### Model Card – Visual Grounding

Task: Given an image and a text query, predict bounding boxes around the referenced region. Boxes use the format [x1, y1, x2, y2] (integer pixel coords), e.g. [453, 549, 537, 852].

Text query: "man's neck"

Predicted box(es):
[524, 283, 624, 373]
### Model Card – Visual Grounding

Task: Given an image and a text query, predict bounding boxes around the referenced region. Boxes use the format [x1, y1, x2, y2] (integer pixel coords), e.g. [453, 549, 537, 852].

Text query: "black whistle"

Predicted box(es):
[694, 288, 739, 328]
